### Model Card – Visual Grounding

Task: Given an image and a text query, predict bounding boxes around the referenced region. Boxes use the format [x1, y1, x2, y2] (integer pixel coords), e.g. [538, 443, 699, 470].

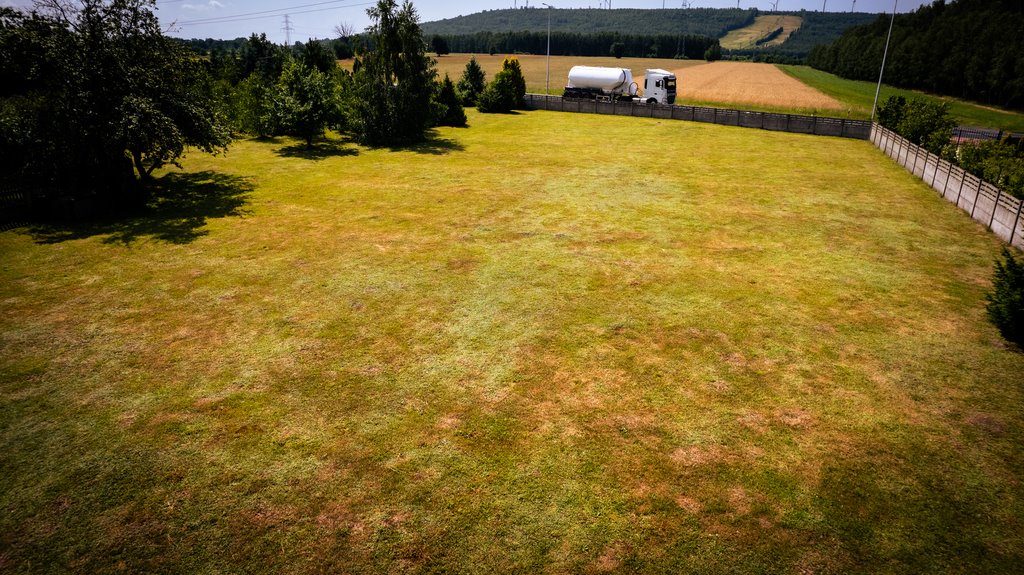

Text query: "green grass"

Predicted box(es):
[780, 64, 1024, 131]
[2, 110, 1024, 573]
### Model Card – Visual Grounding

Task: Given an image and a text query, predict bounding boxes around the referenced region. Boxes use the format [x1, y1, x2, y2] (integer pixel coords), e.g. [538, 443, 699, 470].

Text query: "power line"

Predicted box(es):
[175, 0, 369, 25]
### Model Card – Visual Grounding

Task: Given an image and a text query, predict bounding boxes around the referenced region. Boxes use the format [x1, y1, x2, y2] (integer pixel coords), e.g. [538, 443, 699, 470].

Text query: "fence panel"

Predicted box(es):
[869, 124, 1023, 249]
[522, 95, 871, 140]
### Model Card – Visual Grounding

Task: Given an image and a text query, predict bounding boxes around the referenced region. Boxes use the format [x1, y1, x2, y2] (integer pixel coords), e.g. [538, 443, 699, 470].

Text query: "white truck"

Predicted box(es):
[562, 66, 677, 105]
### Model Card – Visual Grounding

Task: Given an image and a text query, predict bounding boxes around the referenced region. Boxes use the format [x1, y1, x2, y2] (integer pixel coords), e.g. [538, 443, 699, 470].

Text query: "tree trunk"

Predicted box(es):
[131, 149, 153, 183]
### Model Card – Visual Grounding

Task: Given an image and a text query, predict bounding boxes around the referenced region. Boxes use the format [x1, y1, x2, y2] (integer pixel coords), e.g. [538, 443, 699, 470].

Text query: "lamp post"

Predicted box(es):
[542, 3, 553, 95]
[870, 0, 898, 122]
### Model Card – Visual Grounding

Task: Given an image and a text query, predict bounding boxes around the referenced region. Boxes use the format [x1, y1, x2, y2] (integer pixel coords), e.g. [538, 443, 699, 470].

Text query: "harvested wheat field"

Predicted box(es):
[675, 61, 847, 112]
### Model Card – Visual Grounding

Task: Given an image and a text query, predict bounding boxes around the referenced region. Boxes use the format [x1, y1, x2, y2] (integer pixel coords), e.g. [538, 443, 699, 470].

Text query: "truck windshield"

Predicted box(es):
[665, 77, 677, 94]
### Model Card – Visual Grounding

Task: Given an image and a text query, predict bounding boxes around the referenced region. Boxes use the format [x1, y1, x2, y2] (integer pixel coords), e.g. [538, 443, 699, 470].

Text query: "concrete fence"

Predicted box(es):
[522, 94, 873, 140]
[871, 124, 1024, 249]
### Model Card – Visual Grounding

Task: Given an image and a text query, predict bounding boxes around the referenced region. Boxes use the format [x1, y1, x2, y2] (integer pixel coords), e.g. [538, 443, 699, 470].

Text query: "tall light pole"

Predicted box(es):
[543, 3, 553, 95]
[871, 0, 898, 122]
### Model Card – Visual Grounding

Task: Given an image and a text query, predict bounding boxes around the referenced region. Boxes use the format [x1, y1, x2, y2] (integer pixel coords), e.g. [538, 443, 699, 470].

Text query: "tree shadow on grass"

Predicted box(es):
[388, 131, 466, 155]
[274, 139, 360, 161]
[27, 171, 254, 246]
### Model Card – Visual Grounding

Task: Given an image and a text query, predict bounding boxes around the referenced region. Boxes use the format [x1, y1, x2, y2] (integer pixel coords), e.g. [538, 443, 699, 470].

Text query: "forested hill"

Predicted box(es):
[421, 8, 876, 46]
[422, 8, 755, 38]
[808, 0, 1024, 110]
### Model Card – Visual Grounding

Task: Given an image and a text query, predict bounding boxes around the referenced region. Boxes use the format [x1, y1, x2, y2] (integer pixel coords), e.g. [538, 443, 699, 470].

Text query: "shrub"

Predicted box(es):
[986, 248, 1024, 347]
[457, 56, 486, 107]
[477, 57, 526, 114]
[704, 43, 722, 62]
[433, 75, 467, 127]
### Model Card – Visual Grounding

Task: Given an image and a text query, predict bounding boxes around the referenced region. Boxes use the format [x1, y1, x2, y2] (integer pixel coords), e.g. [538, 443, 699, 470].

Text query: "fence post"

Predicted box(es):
[956, 168, 967, 206]
[970, 178, 983, 218]
[813, 116, 819, 135]
[942, 159, 952, 198]
[989, 187, 1003, 230]
[1009, 201, 1024, 247]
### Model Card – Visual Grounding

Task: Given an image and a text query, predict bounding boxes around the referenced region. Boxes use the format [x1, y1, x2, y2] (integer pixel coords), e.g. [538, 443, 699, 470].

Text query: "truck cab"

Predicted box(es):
[642, 69, 677, 105]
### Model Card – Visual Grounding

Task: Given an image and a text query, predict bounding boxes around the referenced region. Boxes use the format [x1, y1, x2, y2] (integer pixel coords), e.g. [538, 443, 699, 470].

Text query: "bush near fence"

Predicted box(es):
[871, 124, 1024, 249]
[522, 94, 872, 140]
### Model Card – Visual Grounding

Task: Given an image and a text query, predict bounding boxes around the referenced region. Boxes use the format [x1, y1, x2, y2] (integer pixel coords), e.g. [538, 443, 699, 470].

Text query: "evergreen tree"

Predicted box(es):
[457, 56, 486, 107]
[350, 0, 436, 146]
[298, 39, 338, 74]
[430, 34, 450, 56]
[987, 248, 1024, 346]
[434, 75, 466, 127]
[501, 57, 526, 109]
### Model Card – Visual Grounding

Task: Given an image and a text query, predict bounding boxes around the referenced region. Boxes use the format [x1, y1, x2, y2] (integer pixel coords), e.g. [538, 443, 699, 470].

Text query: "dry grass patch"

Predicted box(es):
[2, 110, 1024, 573]
[675, 61, 846, 112]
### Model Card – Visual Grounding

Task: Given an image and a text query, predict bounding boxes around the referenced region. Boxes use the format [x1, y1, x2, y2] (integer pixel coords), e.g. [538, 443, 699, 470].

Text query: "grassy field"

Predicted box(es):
[720, 15, 803, 50]
[676, 61, 845, 114]
[3, 110, 1024, 573]
[781, 64, 1024, 131]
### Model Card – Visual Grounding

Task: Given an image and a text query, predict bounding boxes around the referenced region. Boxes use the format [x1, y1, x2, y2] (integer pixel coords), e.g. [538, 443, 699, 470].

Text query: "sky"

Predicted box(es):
[1, 0, 931, 43]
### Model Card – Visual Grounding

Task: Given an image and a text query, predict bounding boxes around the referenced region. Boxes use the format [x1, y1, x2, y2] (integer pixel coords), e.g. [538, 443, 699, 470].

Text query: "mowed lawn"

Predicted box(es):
[2, 110, 1024, 573]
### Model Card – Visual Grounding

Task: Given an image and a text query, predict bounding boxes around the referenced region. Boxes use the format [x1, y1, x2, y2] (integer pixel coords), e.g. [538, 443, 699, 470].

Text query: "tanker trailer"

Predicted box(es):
[562, 66, 676, 105]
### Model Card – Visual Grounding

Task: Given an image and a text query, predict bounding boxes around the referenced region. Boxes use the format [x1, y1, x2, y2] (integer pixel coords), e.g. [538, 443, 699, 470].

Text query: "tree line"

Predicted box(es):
[807, 0, 1024, 112]
[0, 0, 476, 215]
[437, 31, 720, 61]
[421, 7, 755, 38]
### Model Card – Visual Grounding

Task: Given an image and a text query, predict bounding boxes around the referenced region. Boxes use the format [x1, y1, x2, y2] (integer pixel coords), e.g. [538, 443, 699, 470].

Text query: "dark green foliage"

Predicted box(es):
[986, 248, 1024, 346]
[0, 0, 230, 209]
[456, 56, 486, 107]
[957, 137, 1024, 200]
[277, 60, 342, 147]
[877, 96, 955, 156]
[332, 38, 354, 60]
[502, 57, 527, 109]
[610, 41, 625, 59]
[477, 58, 526, 114]
[297, 39, 338, 74]
[704, 43, 722, 62]
[875, 95, 907, 131]
[350, 0, 437, 146]
[438, 31, 719, 61]
[433, 75, 466, 127]
[240, 33, 287, 83]
[235, 73, 281, 138]
[808, 0, 1024, 111]
[431, 34, 450, 56]
[422, 7, 754, 37]
[755, 27, 784, 46]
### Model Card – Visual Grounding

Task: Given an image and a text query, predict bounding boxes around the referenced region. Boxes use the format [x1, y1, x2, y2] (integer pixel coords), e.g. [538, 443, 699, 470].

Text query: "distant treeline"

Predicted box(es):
[723, 11, 876, 64]
[440, 31, 720, 60]
[807, 0, 1024, 110]
[421, 7, 755, 38]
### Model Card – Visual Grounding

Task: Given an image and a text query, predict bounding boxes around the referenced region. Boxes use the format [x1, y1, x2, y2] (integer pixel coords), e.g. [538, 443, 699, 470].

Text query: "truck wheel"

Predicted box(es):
[647, 98, 657, 105]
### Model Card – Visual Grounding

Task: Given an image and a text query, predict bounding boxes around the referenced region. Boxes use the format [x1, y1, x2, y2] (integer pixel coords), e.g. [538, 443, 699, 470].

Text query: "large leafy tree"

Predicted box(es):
[350, 0, 436, 146]
[277, 59, 343, 147]
[0, 0, 230, 206]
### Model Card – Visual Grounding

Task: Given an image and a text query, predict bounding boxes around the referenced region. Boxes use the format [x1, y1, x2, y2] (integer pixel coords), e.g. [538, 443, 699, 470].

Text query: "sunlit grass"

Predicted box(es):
[781, 64, 1024, 131]
[2, 110, 1023, 573]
